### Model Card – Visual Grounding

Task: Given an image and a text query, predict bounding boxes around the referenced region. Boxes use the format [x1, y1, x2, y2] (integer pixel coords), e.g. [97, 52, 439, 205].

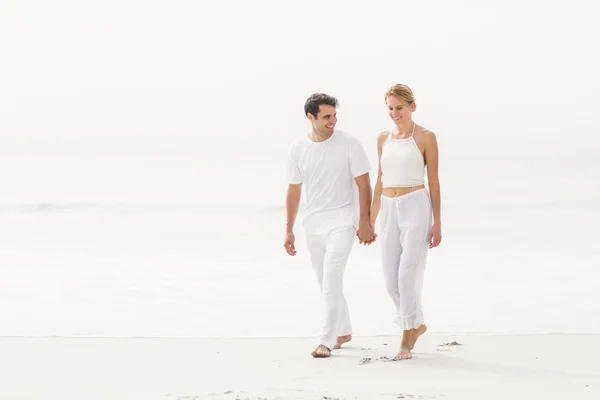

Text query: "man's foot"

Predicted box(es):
[333, 334, 352, 350]
[409, 324, 427, 350]
[311, 344, 331, 358]
[394, 346, 412, 360]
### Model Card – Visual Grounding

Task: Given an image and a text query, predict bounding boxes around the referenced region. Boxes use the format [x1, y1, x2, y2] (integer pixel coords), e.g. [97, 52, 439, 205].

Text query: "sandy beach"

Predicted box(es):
[1, 334, 598, 400]
[2, 1, 599, 400]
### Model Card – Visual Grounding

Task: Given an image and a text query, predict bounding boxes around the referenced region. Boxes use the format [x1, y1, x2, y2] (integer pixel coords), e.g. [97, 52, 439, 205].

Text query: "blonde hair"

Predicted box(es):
[384, 84, 415, 105]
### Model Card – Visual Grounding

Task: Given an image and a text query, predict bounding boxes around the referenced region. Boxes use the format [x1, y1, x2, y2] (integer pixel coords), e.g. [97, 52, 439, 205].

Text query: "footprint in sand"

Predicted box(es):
[359, 356, 401, 365]
[438, 341, 463, 347]
[436, 341, 463, 352]
[396, 394, 436, 399]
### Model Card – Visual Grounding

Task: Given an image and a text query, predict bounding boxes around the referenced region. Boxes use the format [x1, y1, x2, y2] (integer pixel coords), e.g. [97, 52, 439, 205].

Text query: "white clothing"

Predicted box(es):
[305, 225, 355, 350]
[287, 129, 370, 349]
[287, 130, 372, 235]
[380, 129, 425, 188]
[378, 189, 432, 330]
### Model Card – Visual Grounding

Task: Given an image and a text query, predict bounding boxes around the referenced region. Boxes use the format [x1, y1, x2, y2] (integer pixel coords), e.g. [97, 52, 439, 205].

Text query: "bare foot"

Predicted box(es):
[394, 346, 412, 360]
[333, 334, 352, 349]
[311, 344, 331, 358]
[409, 324, 427, 350]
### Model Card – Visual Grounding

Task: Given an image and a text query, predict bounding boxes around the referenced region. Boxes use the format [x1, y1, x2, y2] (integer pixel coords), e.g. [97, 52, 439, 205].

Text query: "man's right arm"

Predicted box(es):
[285, 141, 303, 235]
[286, 183, 302, 234]
[370, 132, 389, 225]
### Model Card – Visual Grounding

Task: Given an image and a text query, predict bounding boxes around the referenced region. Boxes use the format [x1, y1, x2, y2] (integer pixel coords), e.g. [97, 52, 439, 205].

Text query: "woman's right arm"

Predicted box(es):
[370, 132, 387, 226]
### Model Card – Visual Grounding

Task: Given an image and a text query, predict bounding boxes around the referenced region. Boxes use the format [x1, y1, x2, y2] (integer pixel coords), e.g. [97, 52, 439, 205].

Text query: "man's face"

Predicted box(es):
[308, 105, 337, 137]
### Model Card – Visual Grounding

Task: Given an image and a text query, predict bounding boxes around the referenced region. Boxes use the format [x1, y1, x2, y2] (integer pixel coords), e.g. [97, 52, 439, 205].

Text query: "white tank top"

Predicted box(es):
[380, 124, 425, 188]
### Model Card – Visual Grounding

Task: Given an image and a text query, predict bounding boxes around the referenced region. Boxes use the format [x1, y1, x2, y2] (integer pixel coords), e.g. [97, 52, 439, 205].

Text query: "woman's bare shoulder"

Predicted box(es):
[415, 126, 437, 143]
[416, 125, 435, 136]
[377, 130, 391, 141]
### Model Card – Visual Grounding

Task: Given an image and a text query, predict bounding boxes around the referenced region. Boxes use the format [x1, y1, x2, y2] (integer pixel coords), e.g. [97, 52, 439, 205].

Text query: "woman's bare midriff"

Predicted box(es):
[382, 184, 425, 198]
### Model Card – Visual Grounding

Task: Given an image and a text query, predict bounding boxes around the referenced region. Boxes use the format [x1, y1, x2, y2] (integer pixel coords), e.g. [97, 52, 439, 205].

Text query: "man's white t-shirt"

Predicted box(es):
[287, 130, 372, 235]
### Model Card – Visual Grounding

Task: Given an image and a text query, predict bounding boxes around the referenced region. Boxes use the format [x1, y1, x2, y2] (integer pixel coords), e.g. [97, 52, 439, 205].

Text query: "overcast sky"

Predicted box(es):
[1, 0, 598, 156]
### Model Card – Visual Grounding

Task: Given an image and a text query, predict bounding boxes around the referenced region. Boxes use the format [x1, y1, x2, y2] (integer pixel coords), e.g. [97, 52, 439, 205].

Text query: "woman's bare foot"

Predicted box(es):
[333, 334, 352, 349]
[311, 344, 331, 358]
[395, 346, 412, 360]
[394, 330, 413, 360]
[409, 324, 427, 350]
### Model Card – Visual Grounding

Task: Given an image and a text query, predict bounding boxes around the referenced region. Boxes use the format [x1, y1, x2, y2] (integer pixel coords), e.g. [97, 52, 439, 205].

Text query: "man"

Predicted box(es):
[284, 93, 376, 358]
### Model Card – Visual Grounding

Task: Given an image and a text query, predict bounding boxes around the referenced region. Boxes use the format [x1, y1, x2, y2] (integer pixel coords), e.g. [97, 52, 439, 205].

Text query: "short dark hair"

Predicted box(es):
[304, 93, 338, 119]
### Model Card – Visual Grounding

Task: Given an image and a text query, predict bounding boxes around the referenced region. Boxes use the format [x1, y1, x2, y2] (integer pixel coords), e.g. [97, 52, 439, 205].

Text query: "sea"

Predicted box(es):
[1, 131, 599, 339]
[1, 0, 599, 339]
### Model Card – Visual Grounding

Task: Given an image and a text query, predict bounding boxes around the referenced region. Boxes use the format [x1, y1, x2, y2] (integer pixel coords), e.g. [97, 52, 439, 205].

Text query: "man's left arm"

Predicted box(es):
[350, 138, 375, 243]
[354, 172, 373, 226]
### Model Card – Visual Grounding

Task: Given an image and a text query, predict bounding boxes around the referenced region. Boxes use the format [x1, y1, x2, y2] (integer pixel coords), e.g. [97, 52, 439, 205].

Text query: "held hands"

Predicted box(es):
[357, 220, 377, 245]
[283, 231, 297, 256]
[428, 223, 442, 248]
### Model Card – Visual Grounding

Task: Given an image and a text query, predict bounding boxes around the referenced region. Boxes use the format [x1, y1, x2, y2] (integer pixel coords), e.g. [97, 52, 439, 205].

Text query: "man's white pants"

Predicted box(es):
[306, 225, 355, 350]
[379, 188, 432, 330]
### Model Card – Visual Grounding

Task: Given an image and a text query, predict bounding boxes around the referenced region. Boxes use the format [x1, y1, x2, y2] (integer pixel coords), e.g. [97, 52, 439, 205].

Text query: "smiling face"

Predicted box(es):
[386, 95, 416, 126]
[304, 93, 339, 140]
[308, 104, 337, 138]
[384, 84, 417, 130]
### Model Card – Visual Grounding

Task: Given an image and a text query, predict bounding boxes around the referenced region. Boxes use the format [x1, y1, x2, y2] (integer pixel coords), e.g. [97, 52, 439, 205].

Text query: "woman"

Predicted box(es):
[370, 84, 442, 360]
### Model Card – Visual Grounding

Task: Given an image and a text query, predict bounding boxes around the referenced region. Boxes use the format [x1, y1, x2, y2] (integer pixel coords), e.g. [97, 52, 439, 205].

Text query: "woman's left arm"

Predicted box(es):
[424, 131, 442, 248]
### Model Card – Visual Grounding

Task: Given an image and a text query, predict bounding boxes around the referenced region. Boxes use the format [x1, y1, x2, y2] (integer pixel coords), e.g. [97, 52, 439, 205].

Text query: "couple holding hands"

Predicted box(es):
[284, 84, 442, 360]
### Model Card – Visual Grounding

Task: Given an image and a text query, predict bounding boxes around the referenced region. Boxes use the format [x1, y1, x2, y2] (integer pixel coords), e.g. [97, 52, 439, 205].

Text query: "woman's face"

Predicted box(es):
[386, 95, 415, 125]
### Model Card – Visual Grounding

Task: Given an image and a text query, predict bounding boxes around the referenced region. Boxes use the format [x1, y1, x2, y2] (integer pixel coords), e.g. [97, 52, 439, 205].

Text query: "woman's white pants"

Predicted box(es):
[379, 188, 432, 330]
[305, 225, 355, 350]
